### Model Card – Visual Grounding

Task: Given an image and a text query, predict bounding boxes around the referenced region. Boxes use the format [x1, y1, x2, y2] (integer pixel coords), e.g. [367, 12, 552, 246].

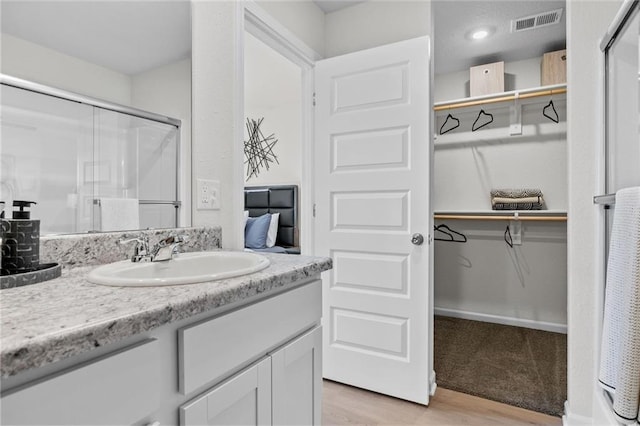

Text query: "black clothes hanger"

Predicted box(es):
[504, 225, 514, 248]
[434, 224, 467, 243]
[439, 113, 460, 135]
[543, 100, 559, 123]
[472, 109, 494, 131]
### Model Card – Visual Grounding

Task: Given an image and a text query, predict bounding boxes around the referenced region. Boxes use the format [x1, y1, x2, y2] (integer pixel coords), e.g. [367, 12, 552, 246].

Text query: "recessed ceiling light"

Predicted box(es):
[466, 27, 494, 41]
[471, 29, 489, 40]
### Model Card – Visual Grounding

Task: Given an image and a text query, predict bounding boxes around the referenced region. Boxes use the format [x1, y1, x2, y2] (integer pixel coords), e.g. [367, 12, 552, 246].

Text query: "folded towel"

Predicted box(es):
[99, 198, 140, 232]
[598, 186, 640, 424]
[491, 196, 543, 205]
[492, 202, 543, 210]
[490, 188, 543, 198]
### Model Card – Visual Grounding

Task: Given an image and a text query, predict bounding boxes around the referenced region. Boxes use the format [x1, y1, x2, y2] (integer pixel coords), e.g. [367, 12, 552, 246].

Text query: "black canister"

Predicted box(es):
[1, 201, 40, 275]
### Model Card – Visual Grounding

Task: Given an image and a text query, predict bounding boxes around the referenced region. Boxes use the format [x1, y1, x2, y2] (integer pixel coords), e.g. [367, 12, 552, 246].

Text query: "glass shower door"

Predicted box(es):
[0, 84, 94, 234]
[93, 108, 179, 231]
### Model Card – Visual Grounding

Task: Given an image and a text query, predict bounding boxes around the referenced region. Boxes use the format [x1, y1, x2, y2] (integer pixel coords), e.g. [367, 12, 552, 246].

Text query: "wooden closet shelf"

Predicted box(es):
[434, 212, 567, 222]
[434, 84, 567, 112]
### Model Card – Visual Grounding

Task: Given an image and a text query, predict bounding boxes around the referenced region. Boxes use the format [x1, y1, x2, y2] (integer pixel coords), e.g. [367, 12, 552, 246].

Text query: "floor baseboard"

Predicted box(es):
[434, 307, 567, 334]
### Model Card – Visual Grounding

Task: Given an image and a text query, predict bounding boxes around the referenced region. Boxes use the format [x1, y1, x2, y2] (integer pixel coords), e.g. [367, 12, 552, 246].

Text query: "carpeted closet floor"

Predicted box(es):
[434, 315, 567, 417]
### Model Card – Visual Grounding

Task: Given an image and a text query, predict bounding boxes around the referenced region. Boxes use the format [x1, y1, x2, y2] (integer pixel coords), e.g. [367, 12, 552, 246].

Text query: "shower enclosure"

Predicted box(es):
[0, 75, 181, 235]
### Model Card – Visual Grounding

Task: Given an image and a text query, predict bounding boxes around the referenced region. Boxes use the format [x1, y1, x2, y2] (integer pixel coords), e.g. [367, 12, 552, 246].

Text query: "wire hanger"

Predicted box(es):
[472, 109, 494, 131]
[504, 225, 513, 248]
[543, 100, 559, 123]
[439, 113, 460, 135]
[434, 224, 467, 243]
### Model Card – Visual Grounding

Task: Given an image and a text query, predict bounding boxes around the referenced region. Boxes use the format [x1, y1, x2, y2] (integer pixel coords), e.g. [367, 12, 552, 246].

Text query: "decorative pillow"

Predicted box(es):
[266, 213, 280, 248]
[244, 213, 271, 249]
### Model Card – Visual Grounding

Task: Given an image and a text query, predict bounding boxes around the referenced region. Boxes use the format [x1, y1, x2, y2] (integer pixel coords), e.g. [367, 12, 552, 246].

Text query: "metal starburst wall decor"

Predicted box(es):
[244, 117, 279, 180]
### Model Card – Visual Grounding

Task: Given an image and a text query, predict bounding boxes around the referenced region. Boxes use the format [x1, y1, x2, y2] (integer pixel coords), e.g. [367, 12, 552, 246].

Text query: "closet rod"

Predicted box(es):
[433, 87, 567, 112]
[434, 214, 567, 222]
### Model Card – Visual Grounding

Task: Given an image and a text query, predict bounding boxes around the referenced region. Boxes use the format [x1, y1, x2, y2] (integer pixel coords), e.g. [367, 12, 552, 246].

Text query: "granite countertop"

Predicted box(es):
[0, 252, 332, 378]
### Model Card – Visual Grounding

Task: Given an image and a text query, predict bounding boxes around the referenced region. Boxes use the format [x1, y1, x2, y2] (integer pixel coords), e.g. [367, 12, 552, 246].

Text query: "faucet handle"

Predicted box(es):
[157, 234, 188, 247]
[117, 235, 150, 262]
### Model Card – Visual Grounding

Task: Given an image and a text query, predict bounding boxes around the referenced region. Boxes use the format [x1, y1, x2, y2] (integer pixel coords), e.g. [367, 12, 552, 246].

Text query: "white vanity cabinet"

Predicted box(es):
[180, 357, 273, 425]
[180, 326, 322, 426]
[1, 339, 161, 425]
[179, 281, 322, 425]
[1, 278, 323, 426]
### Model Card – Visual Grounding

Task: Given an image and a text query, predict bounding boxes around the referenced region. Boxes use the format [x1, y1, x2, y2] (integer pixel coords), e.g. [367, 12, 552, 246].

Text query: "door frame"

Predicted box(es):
[242, 1, 320, 255]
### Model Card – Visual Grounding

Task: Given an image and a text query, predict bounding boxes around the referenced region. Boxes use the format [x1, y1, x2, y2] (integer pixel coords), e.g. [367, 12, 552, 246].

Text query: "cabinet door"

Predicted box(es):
[180, 357, 271, 426]
[1, 339, 160, 425]
[271, 326, 322, 426]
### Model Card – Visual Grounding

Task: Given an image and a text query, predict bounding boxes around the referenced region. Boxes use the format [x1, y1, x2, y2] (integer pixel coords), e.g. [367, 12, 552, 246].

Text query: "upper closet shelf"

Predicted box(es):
[434, 83, 567, 112]
[434, 210, 567, 222]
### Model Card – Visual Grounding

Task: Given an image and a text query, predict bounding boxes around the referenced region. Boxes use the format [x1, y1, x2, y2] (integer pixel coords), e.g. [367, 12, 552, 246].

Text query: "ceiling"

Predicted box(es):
[433, 0, 566, 74]
[0, 0, 566, 76]
[312, 0, 366, 14]
[0, 1, 191, 76]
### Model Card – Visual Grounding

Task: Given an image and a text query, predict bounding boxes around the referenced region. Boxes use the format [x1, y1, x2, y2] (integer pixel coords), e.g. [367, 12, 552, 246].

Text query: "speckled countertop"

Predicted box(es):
[0, 230, 332, 378]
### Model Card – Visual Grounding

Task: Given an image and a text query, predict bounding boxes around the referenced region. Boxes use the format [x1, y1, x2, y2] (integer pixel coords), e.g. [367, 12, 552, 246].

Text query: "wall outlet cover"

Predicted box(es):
[196, 179, 221, 210]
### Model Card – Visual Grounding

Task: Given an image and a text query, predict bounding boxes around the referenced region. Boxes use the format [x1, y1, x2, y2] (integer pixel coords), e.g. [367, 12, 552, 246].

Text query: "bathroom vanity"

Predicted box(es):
[0, 228, 331, 425]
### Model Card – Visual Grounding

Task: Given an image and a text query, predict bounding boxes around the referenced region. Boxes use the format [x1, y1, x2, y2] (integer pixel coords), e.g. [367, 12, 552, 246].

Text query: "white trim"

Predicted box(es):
[434, 307, 567, 334]
[429, 370, 437, 397]
[232, 1, 246, 250]
[300, 69, 316, 255]
[243, 0, 319, 256]
[244, 1, 321, 67]
[562, 401, 594, 426]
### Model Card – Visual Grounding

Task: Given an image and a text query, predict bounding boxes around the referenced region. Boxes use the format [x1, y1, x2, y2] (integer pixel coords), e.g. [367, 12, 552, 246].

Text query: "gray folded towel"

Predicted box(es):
[490, 188, 543, 198]
[493, 202, 544, 210]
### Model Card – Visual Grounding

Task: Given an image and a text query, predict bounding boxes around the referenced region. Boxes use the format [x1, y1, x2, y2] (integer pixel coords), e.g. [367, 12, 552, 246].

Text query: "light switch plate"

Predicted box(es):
[196, 179, 220, 210]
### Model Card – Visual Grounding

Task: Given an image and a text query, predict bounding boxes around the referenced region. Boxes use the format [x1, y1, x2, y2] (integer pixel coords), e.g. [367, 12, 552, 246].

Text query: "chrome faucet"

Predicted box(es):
[150, 235, 187, 262]
[117, 235, 151, 263]
[118, 234, 187, 262]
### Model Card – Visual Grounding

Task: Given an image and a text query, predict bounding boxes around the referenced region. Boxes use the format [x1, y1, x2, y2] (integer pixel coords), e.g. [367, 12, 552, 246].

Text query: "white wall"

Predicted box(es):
[255, 0, 325, 57]
[565, 0, 623, 424]
[1, 33, 131, 105]
[191, 1, 244, 250]
[244, 32, 301, 186]
[324, 1, 430, 58]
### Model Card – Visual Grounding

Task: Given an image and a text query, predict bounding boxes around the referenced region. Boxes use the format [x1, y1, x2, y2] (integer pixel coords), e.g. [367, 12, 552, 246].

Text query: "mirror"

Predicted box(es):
[0, 1, 191, 235]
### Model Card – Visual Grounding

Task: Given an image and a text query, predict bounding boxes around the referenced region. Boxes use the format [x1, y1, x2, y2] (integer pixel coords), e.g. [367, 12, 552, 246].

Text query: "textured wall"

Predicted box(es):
[191, 1, 244, 249]
[566, 0, 622, 423]
[325, 1, 431, 58]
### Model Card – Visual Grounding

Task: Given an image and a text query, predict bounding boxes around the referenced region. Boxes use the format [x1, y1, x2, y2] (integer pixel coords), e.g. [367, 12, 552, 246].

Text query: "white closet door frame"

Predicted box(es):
[243, 1, 320, 255]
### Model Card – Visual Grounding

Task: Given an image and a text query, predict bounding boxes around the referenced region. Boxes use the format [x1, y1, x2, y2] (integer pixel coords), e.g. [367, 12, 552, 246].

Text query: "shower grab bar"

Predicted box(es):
[593, 193, 616, 206]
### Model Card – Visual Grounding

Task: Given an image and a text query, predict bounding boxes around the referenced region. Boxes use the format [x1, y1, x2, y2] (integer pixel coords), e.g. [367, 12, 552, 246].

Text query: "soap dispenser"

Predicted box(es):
[1, 200, 40, 275]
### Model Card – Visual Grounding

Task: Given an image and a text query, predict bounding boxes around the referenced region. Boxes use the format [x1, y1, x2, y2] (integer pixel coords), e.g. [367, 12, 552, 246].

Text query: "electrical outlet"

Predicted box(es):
[197, 179, 221, 210]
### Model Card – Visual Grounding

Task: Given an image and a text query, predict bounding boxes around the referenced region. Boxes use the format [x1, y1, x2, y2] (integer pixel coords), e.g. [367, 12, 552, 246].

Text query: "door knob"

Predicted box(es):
[411, 233, 424, 245]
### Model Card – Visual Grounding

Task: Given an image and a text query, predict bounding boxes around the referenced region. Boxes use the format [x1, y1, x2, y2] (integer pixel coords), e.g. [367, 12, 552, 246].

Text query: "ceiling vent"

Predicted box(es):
[511, 8, 563, 33]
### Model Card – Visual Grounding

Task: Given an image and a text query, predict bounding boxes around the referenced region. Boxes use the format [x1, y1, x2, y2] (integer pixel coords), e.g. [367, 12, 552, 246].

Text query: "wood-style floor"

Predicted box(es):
[322, 380, 563, 425]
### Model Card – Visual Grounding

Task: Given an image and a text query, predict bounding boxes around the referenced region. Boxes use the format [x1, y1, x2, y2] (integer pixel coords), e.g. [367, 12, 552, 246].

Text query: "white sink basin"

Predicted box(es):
[87, 251, 270, 287]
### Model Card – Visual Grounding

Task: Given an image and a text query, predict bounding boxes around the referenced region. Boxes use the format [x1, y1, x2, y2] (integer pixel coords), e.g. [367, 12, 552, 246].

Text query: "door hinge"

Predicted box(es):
[312, 92, 316, 107]
[313, 203, 316, 217]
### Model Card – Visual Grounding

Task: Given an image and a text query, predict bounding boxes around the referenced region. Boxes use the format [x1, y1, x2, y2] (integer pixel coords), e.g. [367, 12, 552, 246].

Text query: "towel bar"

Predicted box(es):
[593, 194, 616, 206]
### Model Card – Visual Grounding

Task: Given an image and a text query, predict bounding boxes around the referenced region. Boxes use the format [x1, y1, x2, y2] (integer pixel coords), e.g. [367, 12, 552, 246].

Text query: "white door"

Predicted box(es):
[180, 358, 272, 426]
[315, 36, 432, 404]
[271, 326, 322, 425]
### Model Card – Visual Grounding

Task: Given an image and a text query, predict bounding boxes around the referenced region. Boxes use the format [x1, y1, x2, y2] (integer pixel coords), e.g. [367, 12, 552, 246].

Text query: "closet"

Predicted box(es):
[432, 47, 568, 417]
[433, 85, 568, 331]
